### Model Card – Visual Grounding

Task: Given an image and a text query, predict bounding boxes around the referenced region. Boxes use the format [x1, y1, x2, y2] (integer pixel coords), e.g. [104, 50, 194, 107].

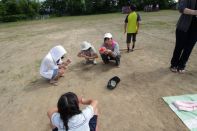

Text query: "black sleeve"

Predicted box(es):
[125, 15, 128, 23]
[178, 0, 187, 13]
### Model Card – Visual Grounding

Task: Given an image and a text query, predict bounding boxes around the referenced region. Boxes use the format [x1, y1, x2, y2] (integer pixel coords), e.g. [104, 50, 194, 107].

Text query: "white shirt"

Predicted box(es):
[40, 45, 66, 79]
[51, 105, 94, 131]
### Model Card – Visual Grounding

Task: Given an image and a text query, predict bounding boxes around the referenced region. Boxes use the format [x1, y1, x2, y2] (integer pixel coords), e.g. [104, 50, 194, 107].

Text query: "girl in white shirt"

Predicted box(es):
[47, 92, 98, 131]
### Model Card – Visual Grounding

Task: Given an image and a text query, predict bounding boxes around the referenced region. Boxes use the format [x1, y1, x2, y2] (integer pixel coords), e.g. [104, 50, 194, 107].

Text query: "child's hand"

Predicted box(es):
[99, 47, 107, 54]
[81, 54, 86, 57]
[66, 59, 71, 64]
[105, 49, 112, 55]
[78, 97, 83, 104]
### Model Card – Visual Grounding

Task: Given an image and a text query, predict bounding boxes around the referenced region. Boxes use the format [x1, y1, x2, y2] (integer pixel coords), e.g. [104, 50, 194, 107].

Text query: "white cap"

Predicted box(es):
[81, 41, 92, 50]
[104, 33, 112, 39]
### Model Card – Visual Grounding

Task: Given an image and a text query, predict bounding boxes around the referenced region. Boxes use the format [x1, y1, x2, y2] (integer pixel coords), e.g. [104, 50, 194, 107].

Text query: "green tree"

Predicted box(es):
[0, 1, 6, 16]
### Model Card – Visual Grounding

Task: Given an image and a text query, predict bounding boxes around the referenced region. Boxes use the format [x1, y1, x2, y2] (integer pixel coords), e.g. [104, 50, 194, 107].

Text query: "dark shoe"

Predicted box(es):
[52, 127, 58, 131]
[115, 56, 120, 66]
[127, 48, 130, 53]
[103, 60, 109, 64]
[115, 59, 120, 66]
[170, 66, 177, 73]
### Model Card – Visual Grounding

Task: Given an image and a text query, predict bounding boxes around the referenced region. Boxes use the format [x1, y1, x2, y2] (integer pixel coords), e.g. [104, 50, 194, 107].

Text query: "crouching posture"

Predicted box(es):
[100, 33, 121, 66]
[47, 92, 99, 131]
[78, 41, 98, 65]
[40, 45, 71, 84]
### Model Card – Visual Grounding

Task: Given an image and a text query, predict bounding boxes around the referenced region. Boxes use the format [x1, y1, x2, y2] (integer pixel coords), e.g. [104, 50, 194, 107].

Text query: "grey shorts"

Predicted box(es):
[52, 69, 58, 79]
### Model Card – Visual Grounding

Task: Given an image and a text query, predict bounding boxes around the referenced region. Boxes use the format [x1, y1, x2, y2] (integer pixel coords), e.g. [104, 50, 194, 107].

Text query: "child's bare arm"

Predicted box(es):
[78, 97, 98, 112]
[124, 23, 127, 34]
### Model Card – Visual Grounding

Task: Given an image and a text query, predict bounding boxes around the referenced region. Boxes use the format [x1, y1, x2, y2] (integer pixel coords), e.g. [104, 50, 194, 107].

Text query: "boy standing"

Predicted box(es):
[124, 4, 141, 52]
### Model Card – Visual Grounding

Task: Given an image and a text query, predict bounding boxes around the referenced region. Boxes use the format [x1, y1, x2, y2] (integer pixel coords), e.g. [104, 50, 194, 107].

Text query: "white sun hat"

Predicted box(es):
[104, 33, 112, 39]
[81, 41, 92, 50]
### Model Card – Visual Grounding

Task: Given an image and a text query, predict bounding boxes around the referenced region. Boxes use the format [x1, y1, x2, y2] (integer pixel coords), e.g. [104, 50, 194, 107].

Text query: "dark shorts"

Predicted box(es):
[127, 33, 136, 43]
[89, 115, 98, 131]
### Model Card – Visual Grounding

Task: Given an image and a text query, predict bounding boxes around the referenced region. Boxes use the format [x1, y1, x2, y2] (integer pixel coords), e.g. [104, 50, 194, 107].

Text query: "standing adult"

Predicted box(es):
[170, 0, 197, 73]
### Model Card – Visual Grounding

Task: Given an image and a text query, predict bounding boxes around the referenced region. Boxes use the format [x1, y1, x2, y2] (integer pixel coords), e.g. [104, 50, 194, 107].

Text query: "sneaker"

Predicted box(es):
[115, 59, 120, 67]
[50, 79, 58, 86]
[169, 66, 177, 73]
[178, 68, 185, 74]
[93, 60, 97, 65]
[127, 48, 130, 53]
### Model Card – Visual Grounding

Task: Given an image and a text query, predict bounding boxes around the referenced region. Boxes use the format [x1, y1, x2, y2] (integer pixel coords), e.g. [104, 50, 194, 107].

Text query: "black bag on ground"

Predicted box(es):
[107, 76, 120, 90]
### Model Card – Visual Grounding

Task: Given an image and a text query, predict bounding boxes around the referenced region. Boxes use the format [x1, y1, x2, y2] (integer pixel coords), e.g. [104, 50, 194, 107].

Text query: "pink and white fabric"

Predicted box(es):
[173, 101, 197, 111]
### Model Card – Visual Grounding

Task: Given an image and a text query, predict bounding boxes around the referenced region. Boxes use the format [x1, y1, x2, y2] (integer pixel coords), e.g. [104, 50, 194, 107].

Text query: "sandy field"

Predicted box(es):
[0, 10, 196, 131]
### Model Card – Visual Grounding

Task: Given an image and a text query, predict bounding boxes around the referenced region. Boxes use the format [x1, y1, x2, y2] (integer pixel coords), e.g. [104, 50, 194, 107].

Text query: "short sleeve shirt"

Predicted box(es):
[125, 12, 141, 23]
[51, 105, 94, 131]
[125, 12, 141, 33]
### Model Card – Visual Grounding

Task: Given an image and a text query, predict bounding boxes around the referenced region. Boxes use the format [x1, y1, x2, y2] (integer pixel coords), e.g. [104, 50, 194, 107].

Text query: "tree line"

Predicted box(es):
[0, 0, 176, 22]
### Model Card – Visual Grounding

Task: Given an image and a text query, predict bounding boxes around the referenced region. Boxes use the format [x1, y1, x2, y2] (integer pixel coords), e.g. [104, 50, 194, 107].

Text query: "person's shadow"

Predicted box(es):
[24, 77, 52, 92]
[69, 60, 116, 73]
[24, 60, 117, 92]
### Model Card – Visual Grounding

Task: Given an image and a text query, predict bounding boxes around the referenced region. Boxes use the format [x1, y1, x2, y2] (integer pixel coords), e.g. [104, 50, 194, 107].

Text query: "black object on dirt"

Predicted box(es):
[107, 76, 120, 90]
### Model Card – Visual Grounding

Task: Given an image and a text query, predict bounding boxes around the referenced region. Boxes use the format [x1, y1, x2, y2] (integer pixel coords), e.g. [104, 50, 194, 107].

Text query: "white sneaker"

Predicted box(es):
[93, 60, 97, 65]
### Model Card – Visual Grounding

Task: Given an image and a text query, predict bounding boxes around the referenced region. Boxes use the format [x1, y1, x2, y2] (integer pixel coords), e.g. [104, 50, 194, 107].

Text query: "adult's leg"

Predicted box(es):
[100, 54, 109, 64]
[178, 29, 197, 70]
[170, 29, 188, 68]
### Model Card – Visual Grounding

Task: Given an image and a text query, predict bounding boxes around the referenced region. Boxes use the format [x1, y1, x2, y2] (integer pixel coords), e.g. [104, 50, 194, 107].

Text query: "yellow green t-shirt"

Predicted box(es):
[125, 12, 141, 33]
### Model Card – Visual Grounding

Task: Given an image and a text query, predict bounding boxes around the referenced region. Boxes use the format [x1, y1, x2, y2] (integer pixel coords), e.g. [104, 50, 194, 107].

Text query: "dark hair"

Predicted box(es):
[104, 38, 112, 42]
[57, 92, 81, 131]
[130, 4, 136, 11]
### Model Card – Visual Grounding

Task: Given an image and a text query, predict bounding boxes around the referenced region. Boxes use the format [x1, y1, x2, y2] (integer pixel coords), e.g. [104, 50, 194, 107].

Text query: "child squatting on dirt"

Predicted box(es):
[77, 41, 98, 65]
[40, 45, 71, 85]
[47, 92, 99, 131]
[100, 33, 121, 67]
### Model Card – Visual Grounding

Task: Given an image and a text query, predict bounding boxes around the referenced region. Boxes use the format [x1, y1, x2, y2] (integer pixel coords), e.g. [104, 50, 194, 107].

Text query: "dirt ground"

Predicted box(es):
[0, 10, 196, 131]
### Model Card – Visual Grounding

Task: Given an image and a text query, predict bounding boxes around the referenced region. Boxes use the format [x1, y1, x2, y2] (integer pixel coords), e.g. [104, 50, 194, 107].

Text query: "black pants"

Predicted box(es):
[171, 29, 197, 69]
[101, 54, 120, 66]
